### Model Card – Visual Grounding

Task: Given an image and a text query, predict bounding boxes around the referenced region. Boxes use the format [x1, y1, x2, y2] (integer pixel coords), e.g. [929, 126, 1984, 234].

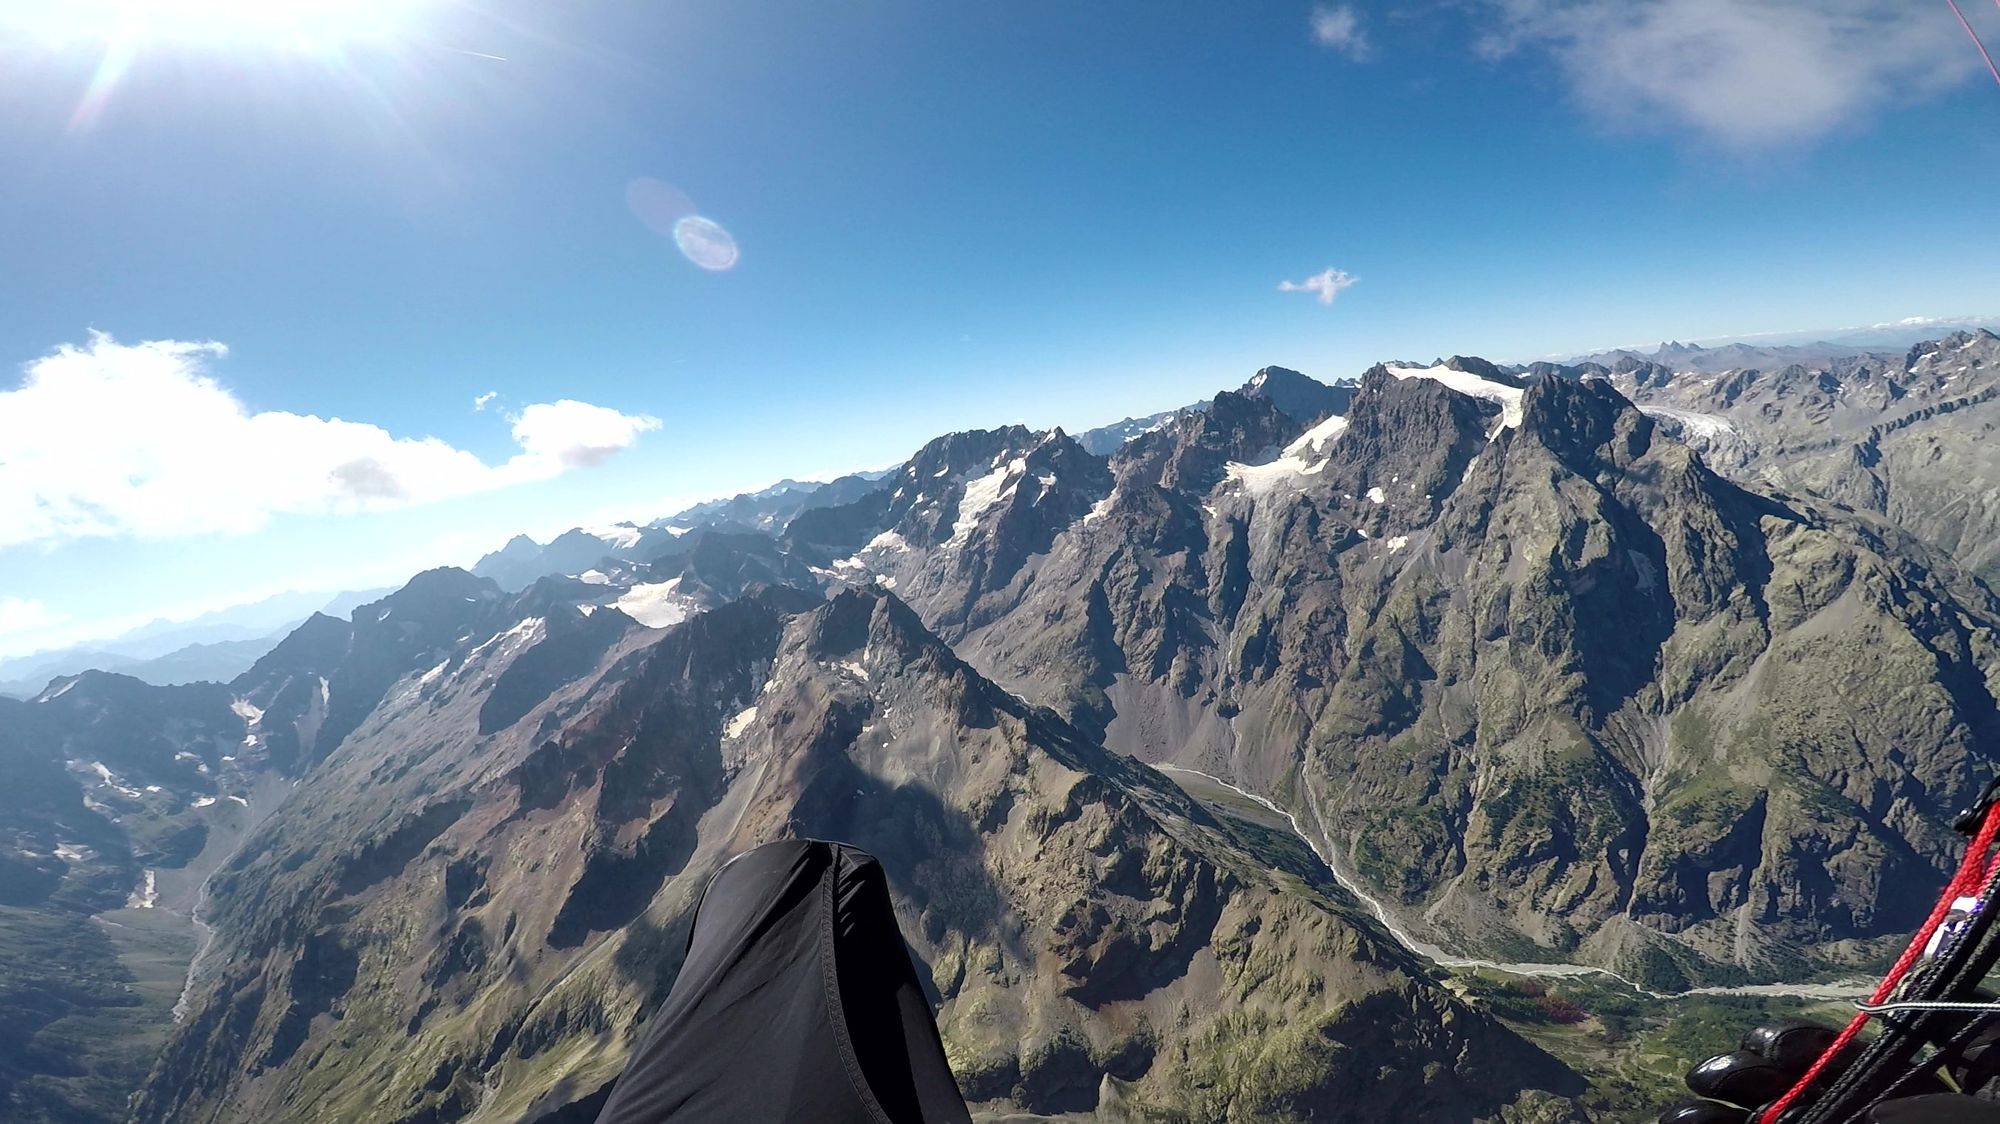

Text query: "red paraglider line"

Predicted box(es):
[1946, 0, 2000, 87]
[1758, 797, 2000, 1123]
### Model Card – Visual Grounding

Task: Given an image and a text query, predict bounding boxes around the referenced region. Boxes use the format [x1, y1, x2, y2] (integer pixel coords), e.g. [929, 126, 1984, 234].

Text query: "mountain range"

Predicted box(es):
[0, 590, 390, 699]
[8, 338, 2000, 1121]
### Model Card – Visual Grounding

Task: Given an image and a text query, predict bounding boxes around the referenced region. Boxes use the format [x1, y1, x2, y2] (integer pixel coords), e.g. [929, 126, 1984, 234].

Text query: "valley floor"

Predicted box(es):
[1159, 767, 1873, 1122]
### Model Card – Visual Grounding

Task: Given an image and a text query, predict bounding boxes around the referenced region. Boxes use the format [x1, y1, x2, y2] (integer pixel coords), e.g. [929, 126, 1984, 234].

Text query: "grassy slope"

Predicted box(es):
[0, 905, 196, 1123]
[1461, 968, 1845, 1120]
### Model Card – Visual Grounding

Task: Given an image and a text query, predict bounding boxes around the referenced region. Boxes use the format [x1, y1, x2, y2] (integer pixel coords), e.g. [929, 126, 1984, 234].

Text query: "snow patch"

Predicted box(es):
[230, 698, 264, 724]
[950, 460, 1023, 545]
[54, 842, 91, 863]
[127, 869, 158, 909]
[587, 523, 644, 550]
[835, 530, 910, 572]
[1366, 486, 1386, 504]
[835, 660, 871, 681]
[615, 582, 693, 629]
[468, 616, 546, 661]
[191, 797, 217, 809]
[1386, 535, 1410, 551]
[578, 569, 613, 585]
[1288, 414, 1349, 459]
[227, 795, 249, 807]
[1639, 405, 1737, 438]
[1222, 414, 1351, 495]
[1388, 365, 1525, 431]
[1226, 458, 1304, 494]
[1082, 493, 1117, 524]
[724, 706, 759, 739]
[39, 679, 79, 702]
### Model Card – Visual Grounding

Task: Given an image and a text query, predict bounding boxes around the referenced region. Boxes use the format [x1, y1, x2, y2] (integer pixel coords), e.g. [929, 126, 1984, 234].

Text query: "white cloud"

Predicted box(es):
[1474, 0, 1978, 148]
[1278, 267, 1359, 305]
[473, 390, 497, 411]
[509, 400, 661, 469]
[0, 597, 66, 637]
[0, 333, 661, 549]
[1310, 5, 1370, 59]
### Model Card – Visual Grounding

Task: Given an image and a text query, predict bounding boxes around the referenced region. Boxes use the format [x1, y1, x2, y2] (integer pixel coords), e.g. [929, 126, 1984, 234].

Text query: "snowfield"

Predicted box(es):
[615, 580, 694, 628]
[1639, 405, 1738, 438]
[1387, 364, 1525, 431]
[1224, 413, 1351, 495]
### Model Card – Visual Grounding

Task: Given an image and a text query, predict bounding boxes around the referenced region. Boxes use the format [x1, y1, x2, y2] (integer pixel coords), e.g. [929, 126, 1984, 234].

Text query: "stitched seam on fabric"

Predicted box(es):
[820, 847, 898, 1124]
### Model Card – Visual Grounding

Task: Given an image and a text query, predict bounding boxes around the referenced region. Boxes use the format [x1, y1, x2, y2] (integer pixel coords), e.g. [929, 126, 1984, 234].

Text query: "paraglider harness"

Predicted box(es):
[1759, 776, 2000, 1122]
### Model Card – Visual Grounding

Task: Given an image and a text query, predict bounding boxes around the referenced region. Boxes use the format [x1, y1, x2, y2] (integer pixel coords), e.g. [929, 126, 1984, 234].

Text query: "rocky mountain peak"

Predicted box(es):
[1115, 388, 1298, 492]
[1516, 372, 1657, 474]
[1240, 364, 1353, 425]
[762, 585, 977, 706]
[1441, 354, 1526, 387]
[901, 425, 1038, 481]
[233, 611, 352, 693]
[364, 567, 500, 616]
[1908, 328, 2000, 370]
[657, 529, 816, 603]
[800, 585, 884, 660]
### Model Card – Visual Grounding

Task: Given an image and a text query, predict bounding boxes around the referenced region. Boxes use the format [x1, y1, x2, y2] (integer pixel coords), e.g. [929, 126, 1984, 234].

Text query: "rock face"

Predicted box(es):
[1611, 330, 2000, 585]
[126, 584, 1582, 1123]
[1241, 365, 1356, 428]
[853, 364, 2000, 986]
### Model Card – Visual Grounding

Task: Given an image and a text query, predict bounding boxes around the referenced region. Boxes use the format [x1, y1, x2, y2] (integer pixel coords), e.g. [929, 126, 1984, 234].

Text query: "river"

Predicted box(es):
[1154, 763, 1870, 1003]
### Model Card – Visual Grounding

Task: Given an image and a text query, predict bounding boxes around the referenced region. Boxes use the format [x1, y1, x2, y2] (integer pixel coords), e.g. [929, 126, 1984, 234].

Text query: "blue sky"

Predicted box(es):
[3, 0, 1999, 657]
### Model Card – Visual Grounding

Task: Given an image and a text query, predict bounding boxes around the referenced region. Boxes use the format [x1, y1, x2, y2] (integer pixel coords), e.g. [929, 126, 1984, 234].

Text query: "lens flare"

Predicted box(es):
[624, 177, 696, 237]
[69, 23, 143, 129]
[672, 215, 739, 271]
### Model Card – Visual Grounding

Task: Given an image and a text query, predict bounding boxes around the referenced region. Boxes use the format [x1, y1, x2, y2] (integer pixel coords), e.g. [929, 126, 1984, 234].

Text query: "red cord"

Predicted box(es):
[1758, 800, 2000, 1123]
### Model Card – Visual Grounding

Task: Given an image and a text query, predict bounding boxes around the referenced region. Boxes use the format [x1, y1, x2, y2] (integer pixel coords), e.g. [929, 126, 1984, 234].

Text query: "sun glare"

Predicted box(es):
[11, 0, 433, 52]
[10, 0, 447, 130]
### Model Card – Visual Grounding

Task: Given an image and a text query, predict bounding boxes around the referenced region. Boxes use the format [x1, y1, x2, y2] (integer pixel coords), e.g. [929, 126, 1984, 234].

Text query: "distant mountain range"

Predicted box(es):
[1561, 314, 2000, 371]
[11, 333, 2000, 1122]
[0, 588, 388, 699]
